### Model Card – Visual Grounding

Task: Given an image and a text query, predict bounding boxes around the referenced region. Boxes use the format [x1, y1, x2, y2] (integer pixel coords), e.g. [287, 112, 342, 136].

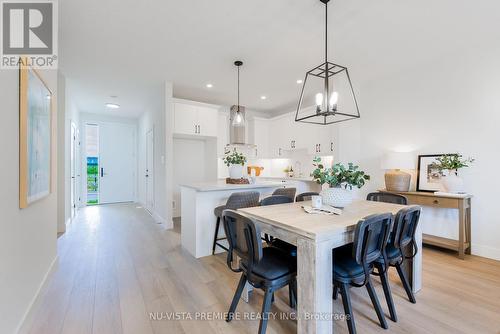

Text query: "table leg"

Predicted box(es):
[241, 282, 253, 303]
[411, 223, 422, 293]
[297, 238, 333, 334]
[466, 199, 472, 255]
[458, 201, 466, 259]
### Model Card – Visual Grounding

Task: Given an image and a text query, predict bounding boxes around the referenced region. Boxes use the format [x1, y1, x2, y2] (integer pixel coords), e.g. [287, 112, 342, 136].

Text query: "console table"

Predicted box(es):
[380, 190, 472, 259]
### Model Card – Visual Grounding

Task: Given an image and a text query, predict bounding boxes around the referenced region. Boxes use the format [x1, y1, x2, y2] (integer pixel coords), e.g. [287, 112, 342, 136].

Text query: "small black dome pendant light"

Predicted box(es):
[295, 0, 360, 125]
[232, 60, 245, 127]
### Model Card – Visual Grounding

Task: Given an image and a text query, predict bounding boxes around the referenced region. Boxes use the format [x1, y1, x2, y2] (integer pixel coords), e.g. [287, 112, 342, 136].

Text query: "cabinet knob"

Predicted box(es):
[433, 199, 439, 204]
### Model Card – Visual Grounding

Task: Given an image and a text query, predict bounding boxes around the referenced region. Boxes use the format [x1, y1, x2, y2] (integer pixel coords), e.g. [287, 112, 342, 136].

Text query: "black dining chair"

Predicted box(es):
[260, 195, 293, 206]
[212, 191, 260, 255]
[222, 209, 297, 334]
[260, 195, 297, 257]
[272, 187, 296, 201]
[332, 213, 393, 334]
[374, 205, 421, 312]
[259, 195, 297, 308]
[367, 192, 408, 205]
[295, 191, 319, 202]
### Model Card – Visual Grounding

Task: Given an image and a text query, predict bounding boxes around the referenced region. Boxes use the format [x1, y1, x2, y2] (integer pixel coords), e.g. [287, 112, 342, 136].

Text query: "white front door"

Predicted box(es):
[145, 128, 154, 213]
[99, 122, 136, 204]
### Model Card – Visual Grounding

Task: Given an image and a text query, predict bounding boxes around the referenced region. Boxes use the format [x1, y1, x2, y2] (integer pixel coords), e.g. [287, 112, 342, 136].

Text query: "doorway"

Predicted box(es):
[84, 122, 136, 205]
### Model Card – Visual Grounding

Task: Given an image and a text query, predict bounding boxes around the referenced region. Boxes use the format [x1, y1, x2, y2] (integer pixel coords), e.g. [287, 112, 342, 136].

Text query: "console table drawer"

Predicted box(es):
[404, 195, 459, 209]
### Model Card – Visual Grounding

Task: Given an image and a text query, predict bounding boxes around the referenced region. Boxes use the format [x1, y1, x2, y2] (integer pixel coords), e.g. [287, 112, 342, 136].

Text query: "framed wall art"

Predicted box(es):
[19, 59, 53, 208]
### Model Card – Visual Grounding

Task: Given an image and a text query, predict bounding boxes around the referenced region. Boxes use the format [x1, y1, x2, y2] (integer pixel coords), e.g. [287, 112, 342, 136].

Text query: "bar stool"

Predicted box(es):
[212, 191, 260, 255]
[272, 187, 296, 201]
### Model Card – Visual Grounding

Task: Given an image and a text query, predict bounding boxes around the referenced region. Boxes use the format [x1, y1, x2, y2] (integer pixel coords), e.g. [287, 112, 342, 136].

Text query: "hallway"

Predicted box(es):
[23, 204, 500, 334]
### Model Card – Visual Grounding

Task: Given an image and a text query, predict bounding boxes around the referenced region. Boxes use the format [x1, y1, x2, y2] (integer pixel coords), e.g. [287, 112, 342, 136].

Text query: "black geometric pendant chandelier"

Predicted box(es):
[295, 0, 360, 125]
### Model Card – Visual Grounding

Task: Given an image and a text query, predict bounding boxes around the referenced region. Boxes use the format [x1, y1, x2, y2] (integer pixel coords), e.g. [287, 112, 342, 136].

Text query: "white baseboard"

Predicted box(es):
[16, 256, 59, 334]
[138, 201, 173, 230]
[471, 243, 500, 261]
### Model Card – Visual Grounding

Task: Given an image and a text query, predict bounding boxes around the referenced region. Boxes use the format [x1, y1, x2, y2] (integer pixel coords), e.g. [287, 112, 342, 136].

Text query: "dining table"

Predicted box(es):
[238, 199, 422, 334]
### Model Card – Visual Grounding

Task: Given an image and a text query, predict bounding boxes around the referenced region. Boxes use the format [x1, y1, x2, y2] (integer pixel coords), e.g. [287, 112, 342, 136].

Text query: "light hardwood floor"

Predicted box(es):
[23, 204, 500, 334]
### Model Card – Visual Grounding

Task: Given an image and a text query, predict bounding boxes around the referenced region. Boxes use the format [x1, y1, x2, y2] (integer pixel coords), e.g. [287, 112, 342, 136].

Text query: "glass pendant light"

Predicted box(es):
[231, 60, 245, 127]
[295, 0, 360, 125]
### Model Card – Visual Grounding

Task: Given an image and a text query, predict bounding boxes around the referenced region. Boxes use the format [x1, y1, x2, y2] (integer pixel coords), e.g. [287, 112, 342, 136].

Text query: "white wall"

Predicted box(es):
[138, 82, 174, 228]
[172, 138, 217, 217]
[336, 45, 500, 260]
[0, 69, 58, 333]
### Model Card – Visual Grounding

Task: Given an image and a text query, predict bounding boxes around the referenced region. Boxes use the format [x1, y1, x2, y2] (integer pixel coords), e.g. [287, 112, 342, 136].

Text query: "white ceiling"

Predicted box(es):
[59, 0, 500, 118]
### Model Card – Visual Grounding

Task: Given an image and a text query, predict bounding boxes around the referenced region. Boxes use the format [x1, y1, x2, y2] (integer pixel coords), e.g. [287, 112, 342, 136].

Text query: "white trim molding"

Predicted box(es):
[16, 256, 59, 334]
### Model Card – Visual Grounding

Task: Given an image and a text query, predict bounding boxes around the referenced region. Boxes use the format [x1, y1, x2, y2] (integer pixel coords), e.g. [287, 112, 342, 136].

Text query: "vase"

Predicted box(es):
[228, 164, 244, 179]
[320, 186, 353, 208]
[441, 170, 464, 193]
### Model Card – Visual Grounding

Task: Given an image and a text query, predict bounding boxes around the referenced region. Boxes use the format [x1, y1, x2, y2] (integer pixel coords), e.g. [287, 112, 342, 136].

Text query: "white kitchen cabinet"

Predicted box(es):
[269, 114, 291, 158]
[251, 117, 270, 158]
[173, 102, 218, 137]
[197, 106, 218, 137]
[174, 103, 198, 135]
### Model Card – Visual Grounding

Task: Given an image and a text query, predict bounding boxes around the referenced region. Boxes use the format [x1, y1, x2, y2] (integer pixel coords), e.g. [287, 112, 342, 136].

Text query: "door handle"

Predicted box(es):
[100, 167, 104, 177]
[331, 142, 334, 151]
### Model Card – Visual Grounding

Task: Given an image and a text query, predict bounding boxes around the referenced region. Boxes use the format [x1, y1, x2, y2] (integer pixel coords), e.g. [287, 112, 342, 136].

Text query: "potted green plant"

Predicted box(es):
[432, 153, 474, 193]
[223, 149, 247, 179]
[311, 157, 370, 207]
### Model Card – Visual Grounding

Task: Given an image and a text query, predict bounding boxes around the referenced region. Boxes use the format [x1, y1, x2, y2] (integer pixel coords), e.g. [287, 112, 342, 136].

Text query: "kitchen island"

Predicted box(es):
[180, 180, 295, 258]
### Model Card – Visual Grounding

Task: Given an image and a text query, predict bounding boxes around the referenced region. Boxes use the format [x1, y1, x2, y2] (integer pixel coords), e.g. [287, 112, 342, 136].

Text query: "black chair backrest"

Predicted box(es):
[352, 213, 393, 267]
[295, 192, 319, 202]
[391, 206, 421, 258]
[225, 191, 260, 210]
[222, 209, 262, 273]
[260, 195, 293, 206]
[272, 187, 296, 201]
[366, 192, 408, 205]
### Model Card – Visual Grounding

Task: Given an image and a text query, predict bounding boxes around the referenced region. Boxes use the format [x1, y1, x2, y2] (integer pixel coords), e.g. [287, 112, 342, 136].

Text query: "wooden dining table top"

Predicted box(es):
[238, 200, 408, 242]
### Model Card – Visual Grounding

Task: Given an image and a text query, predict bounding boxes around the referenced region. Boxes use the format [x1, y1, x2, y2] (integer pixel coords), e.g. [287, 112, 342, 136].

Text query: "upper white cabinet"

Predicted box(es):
[250, 117, 270, 158]
[173, 102, 218, 137]
[260, 110, 339, 158]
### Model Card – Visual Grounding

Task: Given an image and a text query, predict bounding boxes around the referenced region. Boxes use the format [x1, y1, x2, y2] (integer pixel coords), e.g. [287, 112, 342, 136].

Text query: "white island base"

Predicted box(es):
[180, 181, 299, 258]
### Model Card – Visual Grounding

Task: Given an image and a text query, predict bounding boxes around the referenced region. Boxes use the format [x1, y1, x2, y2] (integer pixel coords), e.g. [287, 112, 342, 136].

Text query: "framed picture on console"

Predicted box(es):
[416, 154, 448, 192]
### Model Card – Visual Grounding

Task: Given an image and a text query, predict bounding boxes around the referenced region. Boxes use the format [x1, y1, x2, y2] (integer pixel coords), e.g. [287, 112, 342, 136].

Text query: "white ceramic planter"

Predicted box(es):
[320, 186, 353, 208]
[228, 164, 244, 179]
[441, 170, 465, 193]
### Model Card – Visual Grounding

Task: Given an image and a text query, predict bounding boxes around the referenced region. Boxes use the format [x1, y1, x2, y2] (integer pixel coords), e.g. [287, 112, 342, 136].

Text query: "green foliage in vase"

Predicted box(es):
[223, 149, 247, 167]
[432, 153, 474, 172]
[311, 157, 370, 190]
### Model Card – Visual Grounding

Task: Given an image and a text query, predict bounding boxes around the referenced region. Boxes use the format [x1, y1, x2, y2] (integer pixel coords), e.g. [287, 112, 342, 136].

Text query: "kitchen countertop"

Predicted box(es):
[180, 180, 294, 192]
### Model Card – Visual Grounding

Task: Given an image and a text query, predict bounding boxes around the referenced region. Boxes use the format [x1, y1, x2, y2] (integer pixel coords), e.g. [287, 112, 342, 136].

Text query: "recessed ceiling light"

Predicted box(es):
[296, 79, 303, 84]
[260, 96, 267, 100]
[206, 83, 213, 88]
[105, 103, 120, 109]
